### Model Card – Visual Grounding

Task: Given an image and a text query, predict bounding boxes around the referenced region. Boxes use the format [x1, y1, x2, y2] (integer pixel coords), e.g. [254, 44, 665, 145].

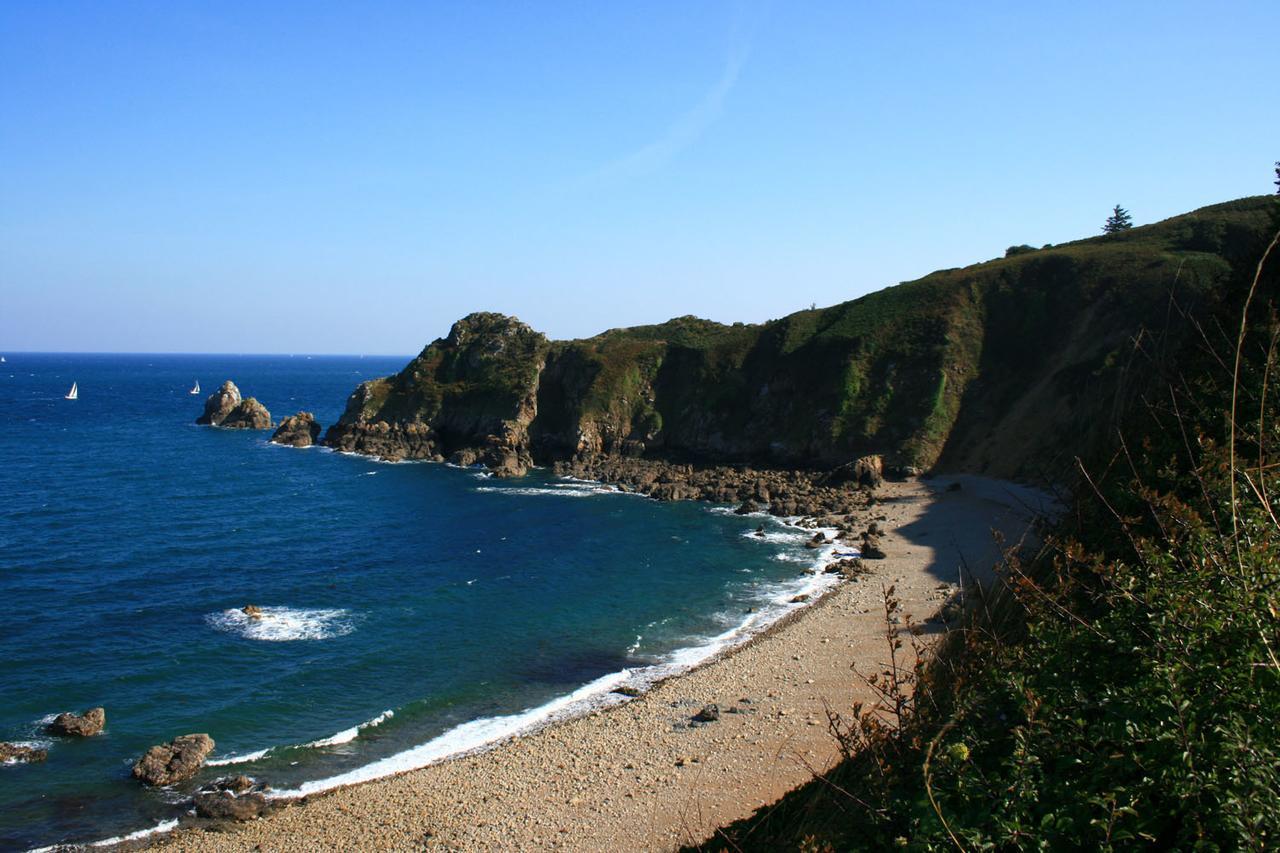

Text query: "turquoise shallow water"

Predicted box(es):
[0, 354, 837, 851]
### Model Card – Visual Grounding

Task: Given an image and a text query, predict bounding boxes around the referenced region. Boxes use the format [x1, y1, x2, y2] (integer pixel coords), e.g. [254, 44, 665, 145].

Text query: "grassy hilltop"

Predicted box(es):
[327, 195, 1277, 484]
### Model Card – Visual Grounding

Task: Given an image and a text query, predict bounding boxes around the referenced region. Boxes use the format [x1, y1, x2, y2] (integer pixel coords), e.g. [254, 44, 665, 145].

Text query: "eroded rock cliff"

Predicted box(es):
[323, 196, 1277, 482]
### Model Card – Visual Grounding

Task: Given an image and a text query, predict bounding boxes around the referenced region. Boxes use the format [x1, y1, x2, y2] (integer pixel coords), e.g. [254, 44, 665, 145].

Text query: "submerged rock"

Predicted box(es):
[271, 412, 321, 447]
[132, 733, 215, 786]
[212, 774, 258, 794]
[242, 605, 263, 619]
[48, 707, 105, 737]
[804, 531, 828, 550]
[194, 790, 269, 821]
[0, 742, 47, 763]
[196, 381, 242, 426]
[220, 398, 272, 429]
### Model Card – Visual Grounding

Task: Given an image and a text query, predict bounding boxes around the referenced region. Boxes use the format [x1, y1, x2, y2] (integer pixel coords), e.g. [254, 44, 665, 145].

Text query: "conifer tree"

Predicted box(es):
[1102, 204, 1133, 234]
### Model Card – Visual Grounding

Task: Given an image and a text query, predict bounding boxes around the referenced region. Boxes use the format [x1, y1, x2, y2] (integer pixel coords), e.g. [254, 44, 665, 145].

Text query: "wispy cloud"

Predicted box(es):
[579, 4, 765, 187]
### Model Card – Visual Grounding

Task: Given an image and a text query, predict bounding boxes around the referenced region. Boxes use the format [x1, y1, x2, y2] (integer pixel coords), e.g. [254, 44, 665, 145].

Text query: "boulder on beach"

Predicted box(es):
[691, 703, 720, 723]
[196, 381, 242, 426]
[132, 733, 215, 786]
[823, 454, 884, 490]
[0, 742, 47, 764]
[220, 398, 272, 429]
[48, 707, 105, 737]
[271, 412, 322, 447]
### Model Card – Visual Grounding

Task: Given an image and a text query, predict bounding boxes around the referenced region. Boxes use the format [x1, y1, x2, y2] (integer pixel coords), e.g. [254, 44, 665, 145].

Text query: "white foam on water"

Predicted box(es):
[88, 818, 181, 848]
[709, 505, 770, 518]
[304, 709, 395, 748]
[206, 746, 272, 767]
[742, 527, 811, 545]
[206, 607, 355, 642]
[305, 725, 360, 748]
[208, 709, 395, 767]
[271, 670, 631, 798]
[258, 508, 847, 802]
[3, 739, 53, 766]
[474, 486, 606, 498]
[28, 818, 182, 852]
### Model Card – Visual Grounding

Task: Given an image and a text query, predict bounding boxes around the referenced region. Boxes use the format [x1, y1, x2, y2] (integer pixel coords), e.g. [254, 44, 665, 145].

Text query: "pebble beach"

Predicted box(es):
[151, 476, 1046, 852]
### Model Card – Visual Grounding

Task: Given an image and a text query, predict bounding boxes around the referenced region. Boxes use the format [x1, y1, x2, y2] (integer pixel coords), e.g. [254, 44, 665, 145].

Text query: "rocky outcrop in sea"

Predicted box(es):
[193, 776, 271, 821]
[0, 742, 47, 764]
[132, 733, 215, 786]
[196, 381, 272, 429]
[48, 707, 105, 737]
[271, 412, 322, 447]
[552, 455, 875, 523]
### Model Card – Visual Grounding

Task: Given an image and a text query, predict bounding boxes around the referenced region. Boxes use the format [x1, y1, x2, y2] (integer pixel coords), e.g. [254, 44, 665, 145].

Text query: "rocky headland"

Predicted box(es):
[196, 381, 272, 429]
[320, 198, 1277, 487]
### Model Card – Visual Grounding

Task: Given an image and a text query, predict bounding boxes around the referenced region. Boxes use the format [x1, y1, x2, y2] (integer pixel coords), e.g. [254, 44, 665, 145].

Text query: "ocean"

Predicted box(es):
[0, 353, 842, 850]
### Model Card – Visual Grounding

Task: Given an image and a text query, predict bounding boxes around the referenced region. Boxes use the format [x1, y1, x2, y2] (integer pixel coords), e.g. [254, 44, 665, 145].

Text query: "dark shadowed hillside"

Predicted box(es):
[326, 196, 1276, 483]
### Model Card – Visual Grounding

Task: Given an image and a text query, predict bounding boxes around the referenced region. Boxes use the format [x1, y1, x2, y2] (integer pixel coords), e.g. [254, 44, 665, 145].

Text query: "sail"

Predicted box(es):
[66, 382, 78, 400]
[190, 380, 200, 395]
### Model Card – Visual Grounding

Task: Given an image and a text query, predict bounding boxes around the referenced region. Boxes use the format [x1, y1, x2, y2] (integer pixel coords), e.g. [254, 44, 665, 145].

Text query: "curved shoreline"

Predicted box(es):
[133, 474, 1047, 852]
[30, 459, 852, 852]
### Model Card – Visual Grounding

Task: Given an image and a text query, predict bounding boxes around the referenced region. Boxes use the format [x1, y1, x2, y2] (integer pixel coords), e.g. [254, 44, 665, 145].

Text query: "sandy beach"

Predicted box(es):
[151, 475, 1048, 852]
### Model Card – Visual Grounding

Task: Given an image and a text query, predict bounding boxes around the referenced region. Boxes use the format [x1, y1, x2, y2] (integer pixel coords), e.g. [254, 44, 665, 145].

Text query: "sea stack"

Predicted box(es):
[196, 380, 242, 425]
[271, 412, 322, 447]
[196, 381, 272, 429]
[220, 398, 272, 429]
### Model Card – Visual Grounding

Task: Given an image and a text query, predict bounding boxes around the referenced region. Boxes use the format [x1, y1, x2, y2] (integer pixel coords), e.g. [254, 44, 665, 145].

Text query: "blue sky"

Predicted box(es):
[1, 1, 1276, 354]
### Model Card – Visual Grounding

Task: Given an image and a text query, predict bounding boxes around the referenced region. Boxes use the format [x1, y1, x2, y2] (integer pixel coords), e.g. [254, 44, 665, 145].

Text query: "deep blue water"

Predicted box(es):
[0, 353, 836, 851]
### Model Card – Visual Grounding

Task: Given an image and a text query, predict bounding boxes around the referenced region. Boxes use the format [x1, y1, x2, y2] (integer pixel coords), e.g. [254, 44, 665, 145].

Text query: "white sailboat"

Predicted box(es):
[189, 379, 201, 395]
[65, 382, 78, 400]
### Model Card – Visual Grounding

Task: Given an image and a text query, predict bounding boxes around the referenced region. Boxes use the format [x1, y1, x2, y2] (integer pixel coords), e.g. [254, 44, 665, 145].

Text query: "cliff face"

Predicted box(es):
[326, 313, 549, 475]
[324, 196, 1278, 482]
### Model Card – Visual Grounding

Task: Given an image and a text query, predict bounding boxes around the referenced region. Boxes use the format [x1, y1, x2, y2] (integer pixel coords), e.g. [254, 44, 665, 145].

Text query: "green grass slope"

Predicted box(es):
[328, 197, 1277, 486]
